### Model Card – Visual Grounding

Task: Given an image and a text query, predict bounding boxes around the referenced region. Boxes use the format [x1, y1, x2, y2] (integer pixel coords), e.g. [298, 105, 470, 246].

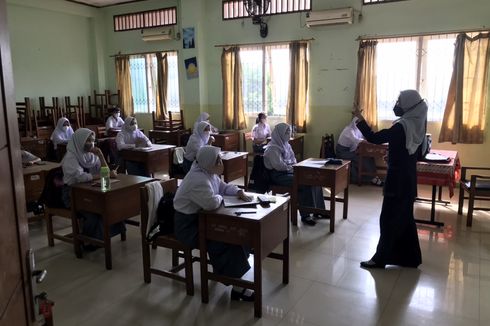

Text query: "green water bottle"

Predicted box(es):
[100, 166, 111, 192]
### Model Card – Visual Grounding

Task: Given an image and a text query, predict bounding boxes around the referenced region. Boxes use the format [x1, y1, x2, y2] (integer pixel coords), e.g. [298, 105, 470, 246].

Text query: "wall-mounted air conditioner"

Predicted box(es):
[141, 27, 174, 41]
[306, 8, 353, 27]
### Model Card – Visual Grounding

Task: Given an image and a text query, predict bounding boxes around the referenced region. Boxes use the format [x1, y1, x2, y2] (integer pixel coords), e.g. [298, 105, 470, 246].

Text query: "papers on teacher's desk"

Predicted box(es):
[222, 195, 259, 208]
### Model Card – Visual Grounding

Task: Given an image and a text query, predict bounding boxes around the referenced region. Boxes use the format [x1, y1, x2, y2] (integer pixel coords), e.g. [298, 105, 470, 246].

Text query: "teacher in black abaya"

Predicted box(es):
[353, 89, 427, 269]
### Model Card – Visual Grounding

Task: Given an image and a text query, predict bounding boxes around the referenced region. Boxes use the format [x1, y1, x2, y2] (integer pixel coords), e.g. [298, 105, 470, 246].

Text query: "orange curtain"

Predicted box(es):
[439, 33, 490, 144]
[155, 52, 168, 120]
[115, 56, 133, 116]
[222, 47, 247, 130]
[354, 40, 378, 130]
[286, 42, 308, 133]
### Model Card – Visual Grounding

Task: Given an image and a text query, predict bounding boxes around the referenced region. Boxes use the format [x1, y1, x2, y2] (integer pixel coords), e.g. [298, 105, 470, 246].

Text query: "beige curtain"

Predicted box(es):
[155, 52, 168, 120]
[439, 33, 490, 144]
[286, 42, 308, 133]
[115, 55, 134, 116]
[222, 47, 247, 130]
[354, 40, 378, 130]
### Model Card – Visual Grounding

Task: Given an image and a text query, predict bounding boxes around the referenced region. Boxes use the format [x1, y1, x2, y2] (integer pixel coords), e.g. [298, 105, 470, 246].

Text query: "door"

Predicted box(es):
[0, 0, 35, 324]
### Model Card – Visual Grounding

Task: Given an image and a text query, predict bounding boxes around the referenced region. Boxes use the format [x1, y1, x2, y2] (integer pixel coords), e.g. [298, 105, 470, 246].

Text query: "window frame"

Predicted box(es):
[362, 0, 410, 5]
[113, 7, 177, 32]
[222, 0, 311, 20]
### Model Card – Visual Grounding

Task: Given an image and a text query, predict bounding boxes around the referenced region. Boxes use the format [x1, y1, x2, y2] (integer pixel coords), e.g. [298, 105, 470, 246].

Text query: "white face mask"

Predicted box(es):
[63, 126, 69, 132]
[130, 124, 137, 131]
[203, 131, 210, 138]
[114, 113, 120, 118]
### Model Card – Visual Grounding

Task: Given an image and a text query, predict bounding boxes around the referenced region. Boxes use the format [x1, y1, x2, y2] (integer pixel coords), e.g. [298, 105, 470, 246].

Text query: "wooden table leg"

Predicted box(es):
[291, 172, 298, 226]
[104, 222, 112, 270]
[343, 185, 349, 219]
[254, 242, 262, 318]
[329, 186, 336, 233]
[199, 217, 209, 303]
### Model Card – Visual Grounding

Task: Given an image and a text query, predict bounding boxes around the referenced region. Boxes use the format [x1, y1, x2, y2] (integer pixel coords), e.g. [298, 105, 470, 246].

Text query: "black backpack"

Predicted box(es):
[39, 167, 65, 208]
[146, 192, 175, 241]
[248, 155, 270, 194]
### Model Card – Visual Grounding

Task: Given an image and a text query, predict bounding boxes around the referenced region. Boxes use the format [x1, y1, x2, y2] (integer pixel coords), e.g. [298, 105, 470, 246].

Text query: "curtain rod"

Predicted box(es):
[356, 27, 490, 41]
[214, 38, 314, 48]
[109, 49, 178, 58]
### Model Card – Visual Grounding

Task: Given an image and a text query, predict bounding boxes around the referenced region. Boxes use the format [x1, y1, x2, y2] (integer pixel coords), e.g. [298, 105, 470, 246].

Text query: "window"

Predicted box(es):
[114, 7, 177, 32]
[129, 52, 180, 113]
[363, 0, 409, 5]
[240, 44, 290, 116]
[376, 34, 456, 121]
[223, 0, 311, 20]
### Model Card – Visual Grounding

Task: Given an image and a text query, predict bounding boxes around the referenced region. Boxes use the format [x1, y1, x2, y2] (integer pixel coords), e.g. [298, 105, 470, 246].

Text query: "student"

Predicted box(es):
[174, 145, 254, 301]
[21, 150, 41, 165]
[50, 117, 74, 150]
[61, 128, 124, 249]
[355, 89, 425, 269]
[116, 116, 152, 176]
[193, 112, 219, 134]
[105, 106, 124, 136]
[183, 121, 215, 173]
[251, 112, 271, 153]
[264, 123, 325, 226]
[336, 117, 383, 186]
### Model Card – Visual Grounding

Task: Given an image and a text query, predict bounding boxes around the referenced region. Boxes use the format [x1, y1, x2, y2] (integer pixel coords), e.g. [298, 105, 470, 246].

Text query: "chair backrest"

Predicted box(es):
[248, 155, 270, 193]
[169, 110, 185, 130]
[320, 133, 336, 158]
[16, 97, 33, 137]
[140, 178, 178, 237]
[242, 131, 253, 153]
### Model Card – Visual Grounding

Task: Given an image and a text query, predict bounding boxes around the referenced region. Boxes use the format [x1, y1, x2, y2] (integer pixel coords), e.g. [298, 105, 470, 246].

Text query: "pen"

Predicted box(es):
[234, 211, 256, 216]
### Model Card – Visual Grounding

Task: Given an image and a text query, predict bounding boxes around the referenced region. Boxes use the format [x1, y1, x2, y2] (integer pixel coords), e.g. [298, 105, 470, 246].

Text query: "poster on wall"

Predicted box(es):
[185, 57, 199, 79]
[183, 27, 195, 48]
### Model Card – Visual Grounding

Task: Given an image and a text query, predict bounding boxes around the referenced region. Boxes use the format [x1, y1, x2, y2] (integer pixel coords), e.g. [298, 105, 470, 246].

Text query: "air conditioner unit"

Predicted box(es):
[141, 27, 174, 41]
[306, 8, 353, 27]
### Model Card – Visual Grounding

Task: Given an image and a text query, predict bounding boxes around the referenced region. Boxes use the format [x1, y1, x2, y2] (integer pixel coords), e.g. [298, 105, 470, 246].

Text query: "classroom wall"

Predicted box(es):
[6, 0, 490, 166]
[6, 0, 103, 110]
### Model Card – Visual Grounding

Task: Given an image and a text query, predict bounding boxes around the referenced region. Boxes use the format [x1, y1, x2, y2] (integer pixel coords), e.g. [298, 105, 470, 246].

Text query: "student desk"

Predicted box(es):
[70, 174, 154, 269]
[292, 158, 350, 232]
[221, 151, 249, 188]
[23, 161, 61, 220]
[199, 195, 290, 318]
[148, 129, 191, 147]
[119, 144, 175, 177]
[213, 131, 240, 151]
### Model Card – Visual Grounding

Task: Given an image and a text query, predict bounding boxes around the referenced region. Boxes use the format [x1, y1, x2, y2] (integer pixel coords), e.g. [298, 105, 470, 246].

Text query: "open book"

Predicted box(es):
[222, 195, 259, 208]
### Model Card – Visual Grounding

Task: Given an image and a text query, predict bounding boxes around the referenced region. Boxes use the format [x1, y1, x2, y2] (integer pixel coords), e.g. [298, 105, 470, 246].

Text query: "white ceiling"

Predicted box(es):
[68, 0, 145, 8]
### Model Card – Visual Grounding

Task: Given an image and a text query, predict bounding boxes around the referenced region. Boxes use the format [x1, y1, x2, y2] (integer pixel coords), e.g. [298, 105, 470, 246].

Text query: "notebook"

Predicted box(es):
[222, 195, 259, 208]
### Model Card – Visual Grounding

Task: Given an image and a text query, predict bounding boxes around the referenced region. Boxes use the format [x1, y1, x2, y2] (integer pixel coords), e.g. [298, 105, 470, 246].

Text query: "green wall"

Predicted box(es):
[6, 0, 490, 166]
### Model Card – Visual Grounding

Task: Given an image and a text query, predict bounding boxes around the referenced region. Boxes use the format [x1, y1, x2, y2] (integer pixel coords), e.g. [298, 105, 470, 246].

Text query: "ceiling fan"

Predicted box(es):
[244, 0, 270, 38]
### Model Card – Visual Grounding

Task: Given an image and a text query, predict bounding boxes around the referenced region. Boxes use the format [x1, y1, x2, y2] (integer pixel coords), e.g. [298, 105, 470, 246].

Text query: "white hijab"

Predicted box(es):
[338, 117, 364, 151]
[394, 89, 428, 155]
[50, 117, 74, 142]
[194, 121, 211, 144]
[65, 128, 99, 169]
[196, 112, 210, 124]
[268, 123, 295, 163]
[122, 116, 136, 133]
[195, 145, 220, 173]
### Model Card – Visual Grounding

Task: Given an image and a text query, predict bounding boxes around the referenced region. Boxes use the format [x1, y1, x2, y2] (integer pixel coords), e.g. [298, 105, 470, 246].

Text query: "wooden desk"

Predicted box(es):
[70, 174, 154, 269]
[119, 144, 175, 177]
[213, 132, 240, 151]
[292, 158, 350, 232]
[221, 151, 248, 188]
[199, 196, 290, 318]
[21, 137, 50, 160]
[149, 129, 191, 147]
[23, 162, 61, 220]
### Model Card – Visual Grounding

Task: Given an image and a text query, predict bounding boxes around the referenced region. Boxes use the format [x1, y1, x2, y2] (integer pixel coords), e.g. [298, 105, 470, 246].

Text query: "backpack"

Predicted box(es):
[146, 192, 175, 241]
[39, 166, 65, 208]
[321, 134, 336, 158]
[248, 155, 270, 194]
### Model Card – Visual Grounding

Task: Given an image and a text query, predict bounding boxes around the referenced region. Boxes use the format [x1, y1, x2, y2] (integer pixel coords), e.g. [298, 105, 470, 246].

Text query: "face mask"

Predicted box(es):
[203, 131, 210, 138]
[260, 119, 266, 124]
[114, 113, 120, 118]
[130, 124, 137, 132]
[84, 142, 94, 152]
[63, 126, 69, 132]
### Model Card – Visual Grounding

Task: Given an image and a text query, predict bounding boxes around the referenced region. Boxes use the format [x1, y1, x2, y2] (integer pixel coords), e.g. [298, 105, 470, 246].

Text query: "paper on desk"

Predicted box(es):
[132, 146, 152, 151]
[301, 160, 328, 167]
[223, 195, 259, 207]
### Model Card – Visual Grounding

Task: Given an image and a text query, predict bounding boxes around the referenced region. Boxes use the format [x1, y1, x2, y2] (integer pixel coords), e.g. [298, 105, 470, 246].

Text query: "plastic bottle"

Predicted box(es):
[100, 166, 111, 192]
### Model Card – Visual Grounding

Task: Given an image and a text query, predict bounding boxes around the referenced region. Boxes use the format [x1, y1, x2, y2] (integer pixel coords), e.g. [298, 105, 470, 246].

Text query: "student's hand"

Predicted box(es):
[135, 138, 148, 148]
[208, 136, 215, 144]
[352, 102, 365, 122]
[90, 147, 104, 157]
[237, 190, 253, 202]
[110, 170, 118, 178]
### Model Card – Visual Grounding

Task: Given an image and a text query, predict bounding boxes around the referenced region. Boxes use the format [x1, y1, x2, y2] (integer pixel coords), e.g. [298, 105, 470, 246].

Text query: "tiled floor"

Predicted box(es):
[29, 184, 490, 325]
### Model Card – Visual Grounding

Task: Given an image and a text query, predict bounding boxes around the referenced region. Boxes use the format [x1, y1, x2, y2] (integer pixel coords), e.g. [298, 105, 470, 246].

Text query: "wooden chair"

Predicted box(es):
[320, 133, 336, 158]
[106, 89, 121, 108]
[63, 96, 84, 129]
[357, 142, 388, 186]
[16, 97, 33, 137]
[458, 166, 490, 227]
[140, 178, 199, 295]
[88, 90, 109, 124]
[152, 110, 185, 132]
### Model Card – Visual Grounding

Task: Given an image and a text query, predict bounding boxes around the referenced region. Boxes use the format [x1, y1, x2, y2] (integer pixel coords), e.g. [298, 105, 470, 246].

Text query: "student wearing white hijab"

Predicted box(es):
[105, 106, 124, 136]
[354, 89, 426, 269]
[61, 128, 124, 248]
[50, 117, 74, 150]
[336, 117, 382, 186]
[174, 146, 255, 301]
[264, 123, 326, 226]
[115, 116, 152, 176]
[193, 112, 219, 134]
[183, 121, 215, 173]
[251, 112, 271, 153]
